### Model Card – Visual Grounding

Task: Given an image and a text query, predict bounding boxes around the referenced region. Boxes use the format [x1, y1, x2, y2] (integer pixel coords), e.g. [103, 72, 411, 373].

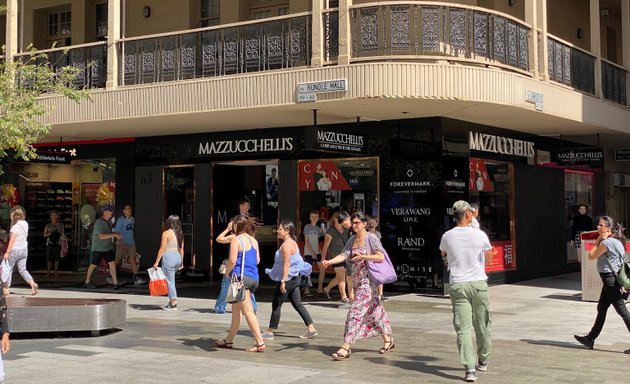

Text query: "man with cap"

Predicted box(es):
[83, 205, 124, 289]
[439, 200, 493, 382]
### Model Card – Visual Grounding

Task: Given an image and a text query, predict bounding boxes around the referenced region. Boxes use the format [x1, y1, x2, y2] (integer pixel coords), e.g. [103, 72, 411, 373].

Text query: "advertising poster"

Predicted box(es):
[380, 160, 442, 287]
[469, 159, 493, 192]
[486, 240, 515, 272]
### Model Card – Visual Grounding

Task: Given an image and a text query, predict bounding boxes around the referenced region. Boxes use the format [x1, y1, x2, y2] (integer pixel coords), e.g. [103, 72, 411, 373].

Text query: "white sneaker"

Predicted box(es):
[106, 275, 113, 285]
[134, 277, 147, 285]
[261, 330, 275, 339]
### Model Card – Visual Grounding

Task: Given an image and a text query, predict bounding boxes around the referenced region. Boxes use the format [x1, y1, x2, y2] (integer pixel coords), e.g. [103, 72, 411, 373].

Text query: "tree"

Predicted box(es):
[1, 6, 89, 174]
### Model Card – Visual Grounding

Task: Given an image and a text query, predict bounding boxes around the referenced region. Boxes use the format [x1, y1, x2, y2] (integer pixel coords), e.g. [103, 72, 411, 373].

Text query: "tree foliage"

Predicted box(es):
[0, 43, 89, 172]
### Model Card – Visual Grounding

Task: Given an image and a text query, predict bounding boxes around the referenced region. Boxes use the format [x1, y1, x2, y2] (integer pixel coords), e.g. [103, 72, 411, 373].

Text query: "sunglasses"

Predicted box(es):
[351, 221, 364, 225]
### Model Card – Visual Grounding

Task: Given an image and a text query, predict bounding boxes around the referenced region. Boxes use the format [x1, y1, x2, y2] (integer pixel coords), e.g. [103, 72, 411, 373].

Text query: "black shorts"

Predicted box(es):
[91, 250, 115, 266]
[304, 254, 322, 265]
[241, 276, 259, 293]
[332, 262, 346, 269]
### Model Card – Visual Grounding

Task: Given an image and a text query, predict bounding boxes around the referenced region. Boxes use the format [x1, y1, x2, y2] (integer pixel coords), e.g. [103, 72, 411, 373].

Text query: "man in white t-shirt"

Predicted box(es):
[439, 200, 493, 383]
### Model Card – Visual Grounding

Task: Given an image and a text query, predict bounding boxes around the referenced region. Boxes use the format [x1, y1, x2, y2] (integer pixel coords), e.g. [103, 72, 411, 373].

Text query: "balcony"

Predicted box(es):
[13, 42, 107, 90]
[119, 14, 310, 86]
[11, 2, 629, 107]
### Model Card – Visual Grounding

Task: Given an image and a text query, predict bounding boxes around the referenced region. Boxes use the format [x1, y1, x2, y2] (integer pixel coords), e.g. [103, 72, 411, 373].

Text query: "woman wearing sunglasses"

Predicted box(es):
[323, 212, 394, 360]
[574, 216, 630, 352]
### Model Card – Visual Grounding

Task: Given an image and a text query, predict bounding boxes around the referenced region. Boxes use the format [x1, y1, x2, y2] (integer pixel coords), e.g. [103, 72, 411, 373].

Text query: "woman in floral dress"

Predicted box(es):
[322, 211, 394, 360]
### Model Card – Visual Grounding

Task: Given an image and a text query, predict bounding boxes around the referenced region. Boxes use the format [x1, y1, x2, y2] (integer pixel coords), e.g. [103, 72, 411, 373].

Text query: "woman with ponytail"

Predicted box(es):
[574, 216, 630, 352]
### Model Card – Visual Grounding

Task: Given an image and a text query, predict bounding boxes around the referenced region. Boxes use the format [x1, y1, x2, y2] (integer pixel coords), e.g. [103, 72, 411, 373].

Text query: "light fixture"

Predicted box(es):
[143, 6, 151, 18]
[577, 28, 584, 39]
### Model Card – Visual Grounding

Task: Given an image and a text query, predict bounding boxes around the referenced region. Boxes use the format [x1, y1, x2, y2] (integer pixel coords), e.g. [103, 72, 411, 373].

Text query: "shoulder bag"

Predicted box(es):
[226, 236, 247, 303]
[605, 245, 630, 290]
[365, 233, 397, 285]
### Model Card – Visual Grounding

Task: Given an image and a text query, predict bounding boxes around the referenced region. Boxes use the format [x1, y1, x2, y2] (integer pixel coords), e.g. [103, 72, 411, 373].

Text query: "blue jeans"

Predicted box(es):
[162, 251, 181, 301]
[214, 275, 257, 313]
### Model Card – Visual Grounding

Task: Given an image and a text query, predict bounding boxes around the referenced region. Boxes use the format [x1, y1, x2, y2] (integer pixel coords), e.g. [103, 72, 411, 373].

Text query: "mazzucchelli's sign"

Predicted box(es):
[468, 131, 535, 158]
[199, 137, 294, 156]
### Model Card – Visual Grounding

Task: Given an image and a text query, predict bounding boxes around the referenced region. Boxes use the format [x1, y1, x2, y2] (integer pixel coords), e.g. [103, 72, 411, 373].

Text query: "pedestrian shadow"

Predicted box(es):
[185, 307, 215, 314]
[364, 355, 461, 380]
[304, 302, 348, 309]
[541, 293, 582, 301]
[129, 304, 163, 311]
[178, 337, 219, 352]
[521, 339, 625, 354]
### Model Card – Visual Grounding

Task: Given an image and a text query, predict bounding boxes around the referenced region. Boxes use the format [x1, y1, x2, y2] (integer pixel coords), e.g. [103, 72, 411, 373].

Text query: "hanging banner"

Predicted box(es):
[298, 160, 356, 191]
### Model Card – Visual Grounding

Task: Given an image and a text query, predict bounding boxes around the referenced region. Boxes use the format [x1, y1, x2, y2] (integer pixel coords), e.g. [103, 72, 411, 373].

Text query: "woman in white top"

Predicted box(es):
[2, 206, 38, 296]
[153, 215, 184, 310]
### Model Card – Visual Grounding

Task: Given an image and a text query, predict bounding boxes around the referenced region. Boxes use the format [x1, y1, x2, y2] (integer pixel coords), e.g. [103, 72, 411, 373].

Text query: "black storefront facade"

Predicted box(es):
[130, 117, 600, 289]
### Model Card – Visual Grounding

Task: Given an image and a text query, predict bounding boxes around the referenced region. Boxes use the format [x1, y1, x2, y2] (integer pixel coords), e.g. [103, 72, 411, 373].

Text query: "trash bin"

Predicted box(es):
[580, 231, 601, 302]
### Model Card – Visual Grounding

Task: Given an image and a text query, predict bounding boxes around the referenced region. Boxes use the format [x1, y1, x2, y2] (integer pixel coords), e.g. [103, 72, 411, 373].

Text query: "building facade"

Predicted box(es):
[1, 0, 630, 289]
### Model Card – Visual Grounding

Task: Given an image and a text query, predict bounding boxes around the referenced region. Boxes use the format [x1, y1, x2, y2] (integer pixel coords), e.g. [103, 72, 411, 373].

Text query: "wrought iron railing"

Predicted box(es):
[547, 35, 595, 95]
[350, 3, 530, 72]
[602, 59, 627, 105]
[119, 14, 311, 86]
[13, 43, 107, 89]
[323, 9, 339, 63]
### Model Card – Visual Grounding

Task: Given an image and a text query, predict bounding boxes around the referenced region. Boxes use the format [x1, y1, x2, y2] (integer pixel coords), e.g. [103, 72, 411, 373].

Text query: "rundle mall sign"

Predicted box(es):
[468, 131, 535, 158]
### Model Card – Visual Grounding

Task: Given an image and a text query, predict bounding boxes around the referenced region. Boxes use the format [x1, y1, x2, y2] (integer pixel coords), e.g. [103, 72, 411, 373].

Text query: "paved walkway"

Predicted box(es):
[2, 272, 629, 383]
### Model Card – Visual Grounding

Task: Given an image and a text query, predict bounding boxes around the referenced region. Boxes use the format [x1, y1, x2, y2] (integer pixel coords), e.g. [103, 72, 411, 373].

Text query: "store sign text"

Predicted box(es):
[199, 137, 294, 155]
[469, 131, 534, 158]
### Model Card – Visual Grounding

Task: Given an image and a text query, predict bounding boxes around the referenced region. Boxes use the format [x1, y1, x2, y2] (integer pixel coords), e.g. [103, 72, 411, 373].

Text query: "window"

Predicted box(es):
[469, 159, 516, 272]
[95, 3, 108, 40]
[249, 0, 289, 20]
[47, 10, 71, 47]
[200, 0, 220, 27]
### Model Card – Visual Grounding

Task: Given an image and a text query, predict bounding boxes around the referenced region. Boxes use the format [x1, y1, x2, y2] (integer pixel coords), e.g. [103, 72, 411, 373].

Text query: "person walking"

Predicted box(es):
[83, 205, 123, 290]
[322, 212, 394, 360]
[43, 210, 64, 277]
[302, 210, 324, 297]
[152, 215, 184, 310]
[215, 215, 265, 352]
[321, 211, 352, 303]
[0, 288, 10, 382]
[261, 220, 318, 340]
[439, 200, 493, 383]
[574, 215, 630, 353]
[214, 218, 257, 314]
[114, 203, 146, 285]
[2, 206, 38, 296]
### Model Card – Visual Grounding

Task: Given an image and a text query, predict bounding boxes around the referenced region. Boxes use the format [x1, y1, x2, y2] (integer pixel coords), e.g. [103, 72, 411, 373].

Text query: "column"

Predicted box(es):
[311, 0, 323, 67]
[622, 0, 630, 105]
[5, 0, 18, 57]
[106, 0, 122, 89]
[590, 0, 602, 98]
[525, 0, 539, 78]
[539, 0, 549, 81]
[337, 0, 352, 65]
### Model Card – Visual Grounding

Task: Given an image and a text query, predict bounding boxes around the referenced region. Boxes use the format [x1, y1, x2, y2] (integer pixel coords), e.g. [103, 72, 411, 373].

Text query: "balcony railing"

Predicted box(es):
[547, 35, 595, 95]
[350, 3, 530, 72]
[13, 42, 107, 89]
[119, 14, 311, 86]
[602, 59, 627, 105]
[323, 9, 339, 63]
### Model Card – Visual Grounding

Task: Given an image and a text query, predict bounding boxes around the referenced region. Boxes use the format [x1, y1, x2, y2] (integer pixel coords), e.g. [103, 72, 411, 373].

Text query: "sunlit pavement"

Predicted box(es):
[3, 272, 629, 384]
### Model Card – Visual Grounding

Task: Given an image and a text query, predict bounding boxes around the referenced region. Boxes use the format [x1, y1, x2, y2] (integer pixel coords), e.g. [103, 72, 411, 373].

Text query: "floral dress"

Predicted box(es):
[343, 244, 392, 344]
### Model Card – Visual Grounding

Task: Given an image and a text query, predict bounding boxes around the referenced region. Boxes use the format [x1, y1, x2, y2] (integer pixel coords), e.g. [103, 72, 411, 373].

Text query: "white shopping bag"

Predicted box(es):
[0, 260, 11, 285]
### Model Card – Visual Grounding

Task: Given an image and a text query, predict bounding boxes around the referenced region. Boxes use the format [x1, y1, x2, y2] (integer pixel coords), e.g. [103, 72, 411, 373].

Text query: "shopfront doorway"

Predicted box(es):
[211, 161, 279, 280]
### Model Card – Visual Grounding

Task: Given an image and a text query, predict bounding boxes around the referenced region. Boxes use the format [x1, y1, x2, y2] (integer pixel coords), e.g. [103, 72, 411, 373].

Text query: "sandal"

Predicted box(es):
[331, 347, 351, 360]
[245, 343, 266, 353]
[323, 288, 332, 300]
[379, 338, 395, 354]
[215, 339, 233, 349]
[340, 297, 350, 303]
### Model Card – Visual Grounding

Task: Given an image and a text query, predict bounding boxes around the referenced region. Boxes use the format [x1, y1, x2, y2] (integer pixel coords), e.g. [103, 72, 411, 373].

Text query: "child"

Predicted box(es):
[302, 210, 324, 297]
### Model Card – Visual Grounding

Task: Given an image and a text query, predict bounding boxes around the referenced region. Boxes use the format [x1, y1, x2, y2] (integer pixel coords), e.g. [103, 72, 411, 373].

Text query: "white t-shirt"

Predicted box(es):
[10, 220, 29, 251]
[439, 226, 491, 284]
